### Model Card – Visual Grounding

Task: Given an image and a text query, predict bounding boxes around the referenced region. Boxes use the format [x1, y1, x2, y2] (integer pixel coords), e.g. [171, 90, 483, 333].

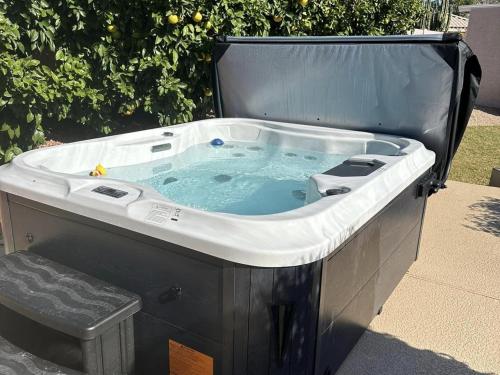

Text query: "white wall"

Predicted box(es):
[466, 6, 500, 109]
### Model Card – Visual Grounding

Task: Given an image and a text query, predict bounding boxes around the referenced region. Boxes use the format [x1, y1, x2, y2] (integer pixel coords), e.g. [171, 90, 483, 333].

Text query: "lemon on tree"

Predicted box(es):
[203, 88, 213, 97]
[298, 0, 308, 6]
[273, 15, 283, 22]
[200, 53, 211, 63]
[205, 21, 212, 30]
[167, 14, 179, 25]
[192, 11, 203, 23]
[106, 24, 117, 33]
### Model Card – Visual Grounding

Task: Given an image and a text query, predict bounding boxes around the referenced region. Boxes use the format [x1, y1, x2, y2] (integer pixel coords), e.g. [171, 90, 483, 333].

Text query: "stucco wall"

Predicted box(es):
[466, 7, 500, 109]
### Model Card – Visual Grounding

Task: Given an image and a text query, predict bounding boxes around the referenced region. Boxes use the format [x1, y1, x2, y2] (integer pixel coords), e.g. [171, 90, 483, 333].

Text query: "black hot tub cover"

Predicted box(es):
[211, 34, 481, 188]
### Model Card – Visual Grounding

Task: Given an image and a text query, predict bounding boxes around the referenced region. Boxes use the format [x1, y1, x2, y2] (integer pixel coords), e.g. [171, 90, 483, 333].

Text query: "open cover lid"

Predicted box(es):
[212, 34, 481, 187]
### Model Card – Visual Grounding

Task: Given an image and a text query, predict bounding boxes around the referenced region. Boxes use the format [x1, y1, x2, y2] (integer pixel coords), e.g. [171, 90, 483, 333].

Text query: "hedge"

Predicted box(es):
[0, 0, 423, 163]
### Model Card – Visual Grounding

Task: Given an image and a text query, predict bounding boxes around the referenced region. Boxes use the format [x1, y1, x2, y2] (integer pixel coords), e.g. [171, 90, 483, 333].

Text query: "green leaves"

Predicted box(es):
[0, 0, 423, 164]
[26, 112, 34, 123]
[55, 49, 64, 60]
[3, 145, 23, 162]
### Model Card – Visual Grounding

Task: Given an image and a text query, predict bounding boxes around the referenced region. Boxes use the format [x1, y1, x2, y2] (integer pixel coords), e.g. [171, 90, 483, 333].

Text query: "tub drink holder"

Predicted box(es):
[0, 251, 141, 375]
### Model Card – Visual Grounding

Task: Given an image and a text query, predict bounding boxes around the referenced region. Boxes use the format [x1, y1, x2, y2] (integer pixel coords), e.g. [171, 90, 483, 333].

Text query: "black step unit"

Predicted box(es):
[0, 335, 83, 375]
[0, 251, 141, 375]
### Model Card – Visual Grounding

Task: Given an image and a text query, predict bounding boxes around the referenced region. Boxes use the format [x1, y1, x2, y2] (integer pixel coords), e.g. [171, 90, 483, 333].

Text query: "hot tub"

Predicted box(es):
[0, 118, 434, 266]
[0, 118, 434, 374]
[0, 34, 480, 375]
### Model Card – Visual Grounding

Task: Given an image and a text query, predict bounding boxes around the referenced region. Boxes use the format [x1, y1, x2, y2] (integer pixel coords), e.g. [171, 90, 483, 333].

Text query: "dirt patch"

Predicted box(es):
[38, 139, 63, 148]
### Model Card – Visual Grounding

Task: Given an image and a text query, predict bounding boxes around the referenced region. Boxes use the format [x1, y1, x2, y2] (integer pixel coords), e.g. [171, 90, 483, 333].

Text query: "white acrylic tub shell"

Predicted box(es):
[0, 118, 435, 267]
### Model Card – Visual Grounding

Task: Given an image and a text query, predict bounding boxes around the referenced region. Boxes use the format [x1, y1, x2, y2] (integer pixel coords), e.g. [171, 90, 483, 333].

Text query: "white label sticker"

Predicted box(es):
[145, 204, 172, 224]
[144, 204, 182, 224]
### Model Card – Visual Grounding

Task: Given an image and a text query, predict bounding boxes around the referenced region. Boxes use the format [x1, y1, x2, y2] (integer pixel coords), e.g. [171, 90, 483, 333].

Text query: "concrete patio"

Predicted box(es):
[338, 181, 500, 375]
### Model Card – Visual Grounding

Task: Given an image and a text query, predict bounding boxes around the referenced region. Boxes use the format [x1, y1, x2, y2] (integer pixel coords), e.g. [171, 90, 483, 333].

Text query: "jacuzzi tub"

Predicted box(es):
[0, 118, 433, 267]
[0, 118, 435, 374]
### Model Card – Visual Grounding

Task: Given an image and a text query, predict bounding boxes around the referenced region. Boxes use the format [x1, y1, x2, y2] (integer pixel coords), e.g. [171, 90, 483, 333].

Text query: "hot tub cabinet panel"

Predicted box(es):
[0, 172, 427, 374]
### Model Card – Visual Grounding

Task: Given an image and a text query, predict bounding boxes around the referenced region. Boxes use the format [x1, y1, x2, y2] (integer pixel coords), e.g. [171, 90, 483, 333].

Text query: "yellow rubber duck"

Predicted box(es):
[90, 163, 107, 177]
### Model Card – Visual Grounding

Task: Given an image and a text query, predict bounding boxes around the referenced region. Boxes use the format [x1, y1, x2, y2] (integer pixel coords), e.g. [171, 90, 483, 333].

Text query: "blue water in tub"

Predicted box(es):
[106, 142, 349, 215]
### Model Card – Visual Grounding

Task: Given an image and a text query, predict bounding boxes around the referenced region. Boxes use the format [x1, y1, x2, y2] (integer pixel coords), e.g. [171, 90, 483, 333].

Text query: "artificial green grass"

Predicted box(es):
[449, 126, 500, 185]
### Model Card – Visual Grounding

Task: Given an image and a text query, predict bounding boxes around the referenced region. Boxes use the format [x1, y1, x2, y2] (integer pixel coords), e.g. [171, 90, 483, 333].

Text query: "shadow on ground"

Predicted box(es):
[475, 106, 500, 117]
[338, 330, 494, 375]
[464, 196, 500, 237]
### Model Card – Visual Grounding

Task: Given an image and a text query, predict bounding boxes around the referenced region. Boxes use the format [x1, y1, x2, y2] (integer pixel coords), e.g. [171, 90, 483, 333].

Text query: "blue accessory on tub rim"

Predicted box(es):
[211, 138, 224, 146]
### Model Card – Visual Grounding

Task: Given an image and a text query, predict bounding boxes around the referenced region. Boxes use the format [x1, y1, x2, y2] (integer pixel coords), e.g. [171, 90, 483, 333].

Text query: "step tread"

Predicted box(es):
[0, 335, 82, 375]
[0, 251, 141, 340]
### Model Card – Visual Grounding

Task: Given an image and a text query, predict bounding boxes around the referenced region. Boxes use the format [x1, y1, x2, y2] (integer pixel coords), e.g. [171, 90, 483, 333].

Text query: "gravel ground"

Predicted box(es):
[469, 106, 500, 127]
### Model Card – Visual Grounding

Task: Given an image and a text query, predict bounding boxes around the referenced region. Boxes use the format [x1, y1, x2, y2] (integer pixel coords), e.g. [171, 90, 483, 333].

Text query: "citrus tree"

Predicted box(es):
[0, 0, 423, 163]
